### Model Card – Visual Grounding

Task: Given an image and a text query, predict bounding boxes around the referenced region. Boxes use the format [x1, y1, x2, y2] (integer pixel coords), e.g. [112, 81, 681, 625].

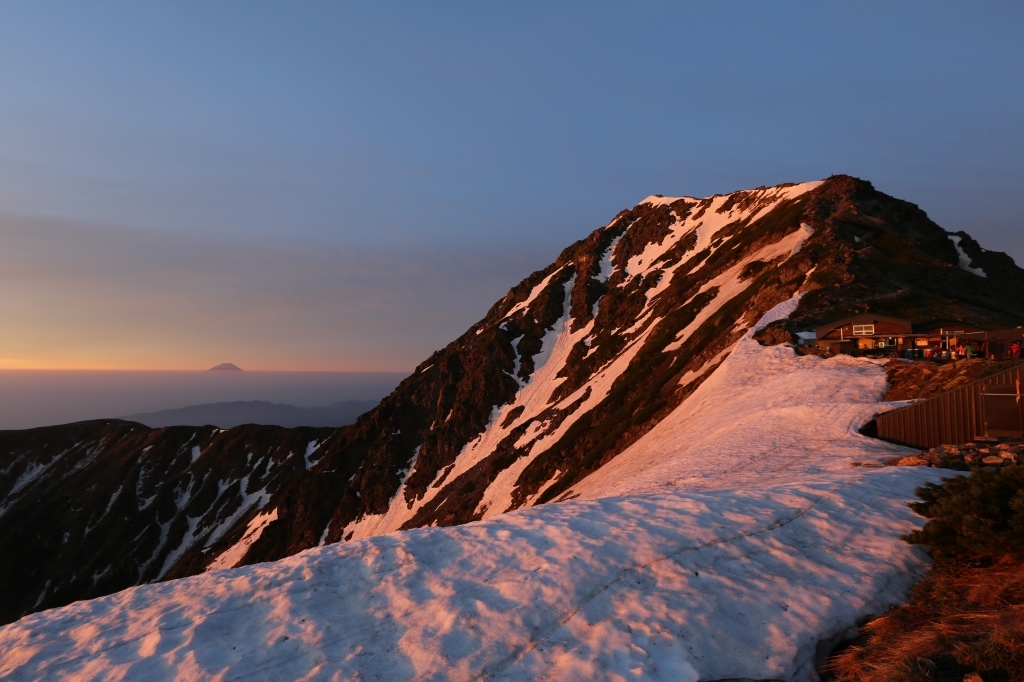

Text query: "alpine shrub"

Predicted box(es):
[904, 464, 1024, 560]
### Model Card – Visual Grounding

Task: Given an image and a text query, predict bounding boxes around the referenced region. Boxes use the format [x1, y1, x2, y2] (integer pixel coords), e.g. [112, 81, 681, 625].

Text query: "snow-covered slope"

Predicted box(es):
[0, 301, 943, 681]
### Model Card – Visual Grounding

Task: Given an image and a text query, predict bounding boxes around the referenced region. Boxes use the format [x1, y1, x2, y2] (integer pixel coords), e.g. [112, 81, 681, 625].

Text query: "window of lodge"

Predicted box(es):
[852, 324, 875, 336]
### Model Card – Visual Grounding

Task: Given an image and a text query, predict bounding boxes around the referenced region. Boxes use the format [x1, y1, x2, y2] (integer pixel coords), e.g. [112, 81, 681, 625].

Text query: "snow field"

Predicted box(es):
[0, 470, 938, 682]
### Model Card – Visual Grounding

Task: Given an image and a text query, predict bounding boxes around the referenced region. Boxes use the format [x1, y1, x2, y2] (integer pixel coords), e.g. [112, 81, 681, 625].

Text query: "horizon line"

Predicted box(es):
[0, 366, 412, 373]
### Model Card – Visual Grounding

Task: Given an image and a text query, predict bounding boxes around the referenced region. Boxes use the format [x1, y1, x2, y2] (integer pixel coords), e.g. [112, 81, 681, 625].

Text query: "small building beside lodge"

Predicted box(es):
[812, 313, 1023, 359]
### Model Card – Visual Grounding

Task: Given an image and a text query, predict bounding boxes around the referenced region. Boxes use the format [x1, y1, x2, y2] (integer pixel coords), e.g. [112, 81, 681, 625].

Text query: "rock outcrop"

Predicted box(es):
[888, 440, 1022, 470]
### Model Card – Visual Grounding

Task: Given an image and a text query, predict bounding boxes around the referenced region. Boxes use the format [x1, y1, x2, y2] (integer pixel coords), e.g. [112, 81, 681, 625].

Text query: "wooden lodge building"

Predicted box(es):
[814, 314, 912, 355]
[813, 313, 1020, 359]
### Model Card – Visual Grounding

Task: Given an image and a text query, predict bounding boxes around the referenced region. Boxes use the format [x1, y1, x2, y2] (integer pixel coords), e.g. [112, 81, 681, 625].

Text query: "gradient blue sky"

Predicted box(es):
[2, 2, 1021, 370]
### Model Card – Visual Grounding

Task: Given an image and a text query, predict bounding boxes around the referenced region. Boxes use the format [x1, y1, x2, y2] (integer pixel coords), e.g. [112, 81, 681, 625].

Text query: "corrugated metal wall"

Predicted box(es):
[877, 365, 1023, 448]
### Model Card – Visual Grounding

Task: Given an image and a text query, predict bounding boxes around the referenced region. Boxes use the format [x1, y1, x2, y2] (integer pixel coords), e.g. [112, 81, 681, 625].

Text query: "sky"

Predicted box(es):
[1, 2, 1022, 371]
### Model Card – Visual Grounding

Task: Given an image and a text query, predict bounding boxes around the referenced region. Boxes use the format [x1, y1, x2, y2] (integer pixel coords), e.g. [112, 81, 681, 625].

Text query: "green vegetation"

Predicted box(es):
[906, 465, 1024, 561]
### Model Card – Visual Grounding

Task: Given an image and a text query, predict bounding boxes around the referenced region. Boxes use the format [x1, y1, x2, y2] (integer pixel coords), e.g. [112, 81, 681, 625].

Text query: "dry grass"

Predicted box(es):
[821, 557, 1024, 682]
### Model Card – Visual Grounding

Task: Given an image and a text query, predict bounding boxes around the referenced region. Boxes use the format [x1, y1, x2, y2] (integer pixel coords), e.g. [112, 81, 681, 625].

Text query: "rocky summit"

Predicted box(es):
[3, 174, 1024, 627]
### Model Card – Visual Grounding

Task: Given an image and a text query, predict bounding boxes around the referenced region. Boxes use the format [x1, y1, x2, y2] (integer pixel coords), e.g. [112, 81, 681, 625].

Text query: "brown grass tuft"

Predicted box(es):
[822, 557, 1024, 681]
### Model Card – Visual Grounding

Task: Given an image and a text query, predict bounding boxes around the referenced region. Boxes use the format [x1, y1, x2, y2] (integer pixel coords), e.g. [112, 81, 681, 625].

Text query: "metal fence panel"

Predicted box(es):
[877, 366, 1023, 448]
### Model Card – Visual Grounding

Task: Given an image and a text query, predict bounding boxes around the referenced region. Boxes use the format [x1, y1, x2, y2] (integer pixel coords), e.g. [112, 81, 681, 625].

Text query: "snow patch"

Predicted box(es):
[591, 234, 623, 317]
[341, 446, 423, 541]
[207, 509, 279, 572]
[198, 475, 272, 552]
[949, 234, 987, 277]
[303, 440, 322, 469]
[317, 522, 332, 547]
[504, 266, 566, 319]
[507, 334, 525, 388]
[0, 446, 74, 518]
[640, 194, 696, 206]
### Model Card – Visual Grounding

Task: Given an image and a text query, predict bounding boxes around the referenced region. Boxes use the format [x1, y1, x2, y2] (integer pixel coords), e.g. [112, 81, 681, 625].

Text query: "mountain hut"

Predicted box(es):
[813, 313, 912, 355]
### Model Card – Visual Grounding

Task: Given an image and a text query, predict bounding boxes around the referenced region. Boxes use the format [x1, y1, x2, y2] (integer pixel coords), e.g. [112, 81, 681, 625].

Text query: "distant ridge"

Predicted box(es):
[120, 399, 378, 429]
[208, 363, 242, 371]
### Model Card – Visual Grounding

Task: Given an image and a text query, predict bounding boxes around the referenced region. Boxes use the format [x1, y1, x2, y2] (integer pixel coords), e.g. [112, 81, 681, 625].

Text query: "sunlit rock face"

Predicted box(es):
[3, 174, 1023, 626]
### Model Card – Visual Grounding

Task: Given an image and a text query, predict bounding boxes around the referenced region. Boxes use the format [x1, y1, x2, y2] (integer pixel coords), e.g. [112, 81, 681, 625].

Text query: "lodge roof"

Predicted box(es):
[814, 313, 912, 339]
[913, 319, 986, 333]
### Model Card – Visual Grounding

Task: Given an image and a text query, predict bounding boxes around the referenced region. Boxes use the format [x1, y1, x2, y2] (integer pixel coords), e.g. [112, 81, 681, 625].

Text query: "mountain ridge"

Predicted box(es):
[2, 174, 1023, 625]
[119, 399, 379, 429]
[235, 174, 1024, 572]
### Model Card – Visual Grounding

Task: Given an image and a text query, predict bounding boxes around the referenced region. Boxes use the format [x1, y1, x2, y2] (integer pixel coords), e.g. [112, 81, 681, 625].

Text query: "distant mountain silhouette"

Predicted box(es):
[208, 363, 243, 371]
[119, 399, 377, 428]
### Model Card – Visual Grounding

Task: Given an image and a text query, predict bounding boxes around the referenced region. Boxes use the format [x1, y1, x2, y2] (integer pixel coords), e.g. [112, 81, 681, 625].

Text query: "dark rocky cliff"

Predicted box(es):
[0, 420, 335, 625]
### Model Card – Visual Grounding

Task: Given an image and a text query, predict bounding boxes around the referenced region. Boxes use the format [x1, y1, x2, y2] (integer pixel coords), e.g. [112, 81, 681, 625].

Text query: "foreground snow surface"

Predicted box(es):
[0, 304, 946, 681]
